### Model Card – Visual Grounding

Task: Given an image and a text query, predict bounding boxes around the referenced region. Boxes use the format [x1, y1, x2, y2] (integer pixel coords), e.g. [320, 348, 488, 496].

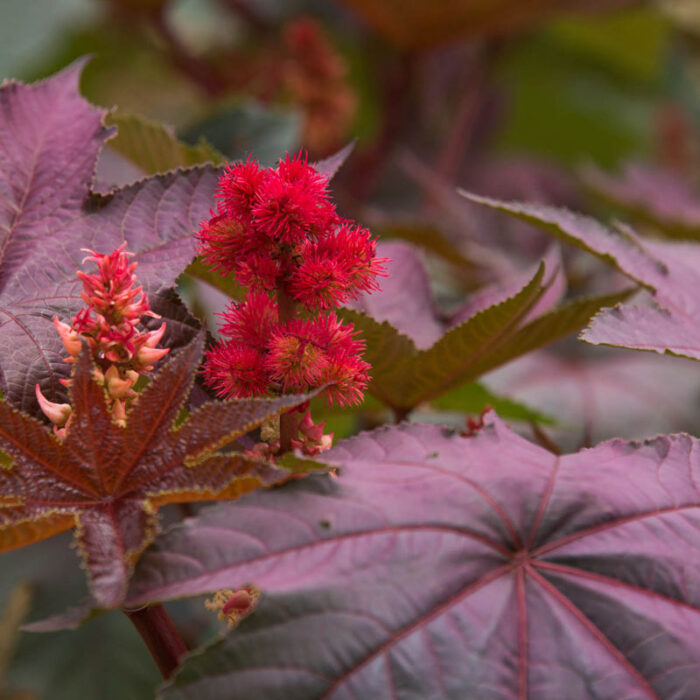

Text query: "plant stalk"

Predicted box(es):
[124, 604, 188, 680]
[392, 406, 411, 424]
[276, 283, 298, 454]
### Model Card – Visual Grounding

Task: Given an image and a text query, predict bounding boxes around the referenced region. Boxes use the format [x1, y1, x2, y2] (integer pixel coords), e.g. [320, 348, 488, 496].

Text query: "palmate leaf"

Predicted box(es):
[0, 59, 221, 415]
[465, 193, 700, 360]
[126, 414, 700, 699]
[0, 333, 317, 609]
[343, 241, 630, 413]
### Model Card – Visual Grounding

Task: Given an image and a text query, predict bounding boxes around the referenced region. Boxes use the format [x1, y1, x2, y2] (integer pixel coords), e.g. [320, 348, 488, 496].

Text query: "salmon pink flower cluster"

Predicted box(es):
[36, 244, 169, 436]
[198, 152, 385, 416]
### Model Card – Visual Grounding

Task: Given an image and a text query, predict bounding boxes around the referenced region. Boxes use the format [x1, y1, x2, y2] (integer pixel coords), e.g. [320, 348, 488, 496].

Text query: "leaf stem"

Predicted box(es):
[276, 283, 298, 454]
[392, 406, 411, 424]
[124, 604, 188, 680]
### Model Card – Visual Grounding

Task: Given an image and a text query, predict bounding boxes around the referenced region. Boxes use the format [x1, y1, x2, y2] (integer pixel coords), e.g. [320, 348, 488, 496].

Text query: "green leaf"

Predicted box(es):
[182, 259, 245, 301]
[345, 265, 631, 413]
[106, 112, 226, 174]
[471, 289, 635, 377]
[492, 26, 657, 168]
[342, 263, 547, 411]
[0, 536, 158, 700]
[11, 609, 159, 700]
[276, 453, 331, 475]
[0, 584, 31, 690]
[338, 310, 419, 410]
[545, 7, 670, 84]
[432, 382, 555, 425]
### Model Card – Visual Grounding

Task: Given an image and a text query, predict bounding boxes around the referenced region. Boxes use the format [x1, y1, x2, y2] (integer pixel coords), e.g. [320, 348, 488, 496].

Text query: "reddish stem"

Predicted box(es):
[529, 422, 561, 456]
[124, 604, 188, 680]
[392, 406, 411, 424]
[348, 52, 414, 200]
[276, 283, 298, 454]
[434, 47, 490, 183]
[149, 11, 226, 97]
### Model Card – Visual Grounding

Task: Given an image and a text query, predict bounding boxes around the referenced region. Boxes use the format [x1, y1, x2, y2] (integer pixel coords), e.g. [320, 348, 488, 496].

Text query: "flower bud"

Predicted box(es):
[135, 345, 169, 370]
[111, 398, 127, 427]
[104, 365, 135, 399]
[53, 317, 81, 357]
[143, 322, 167, 348]
[35, 385, 72, 427]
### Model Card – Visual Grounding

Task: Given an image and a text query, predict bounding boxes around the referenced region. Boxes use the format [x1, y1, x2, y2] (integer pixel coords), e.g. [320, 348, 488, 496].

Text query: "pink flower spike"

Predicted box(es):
[35, 385, 72, 427]
[134, 345, 170, 371]
[76, 245, 151, 324]
[293, 409, 334, 455]
[143, 322, 167, 348]
[53, 316, 81, 357]
[104, 366, 135, 400]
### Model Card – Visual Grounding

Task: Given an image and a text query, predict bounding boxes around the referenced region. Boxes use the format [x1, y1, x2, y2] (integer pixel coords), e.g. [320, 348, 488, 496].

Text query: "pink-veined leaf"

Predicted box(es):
[125, 414, 700, 698]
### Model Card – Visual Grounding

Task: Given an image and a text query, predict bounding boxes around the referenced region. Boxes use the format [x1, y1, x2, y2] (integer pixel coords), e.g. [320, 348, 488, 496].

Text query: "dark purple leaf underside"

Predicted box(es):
[129, 416, 700, 699]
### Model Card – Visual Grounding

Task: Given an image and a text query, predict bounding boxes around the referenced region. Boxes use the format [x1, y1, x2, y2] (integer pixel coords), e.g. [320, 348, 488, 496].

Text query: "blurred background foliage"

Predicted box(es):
[1, 0, 700, 697]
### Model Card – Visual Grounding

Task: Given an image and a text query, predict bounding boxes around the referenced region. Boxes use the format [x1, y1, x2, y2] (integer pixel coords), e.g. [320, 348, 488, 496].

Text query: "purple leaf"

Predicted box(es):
[144, 288, 201, 354]
[0, 62, 220, 414]
[465, 193, 700, 360]
[344, 240, 626, 411]
[484, 348, 700, 448]
[347, 241, 443, 350]
[582, 162, 700, 238]
[313, 141, 355, 180]
[128, 415, 700, 698]
[450, 244, 565, 327]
